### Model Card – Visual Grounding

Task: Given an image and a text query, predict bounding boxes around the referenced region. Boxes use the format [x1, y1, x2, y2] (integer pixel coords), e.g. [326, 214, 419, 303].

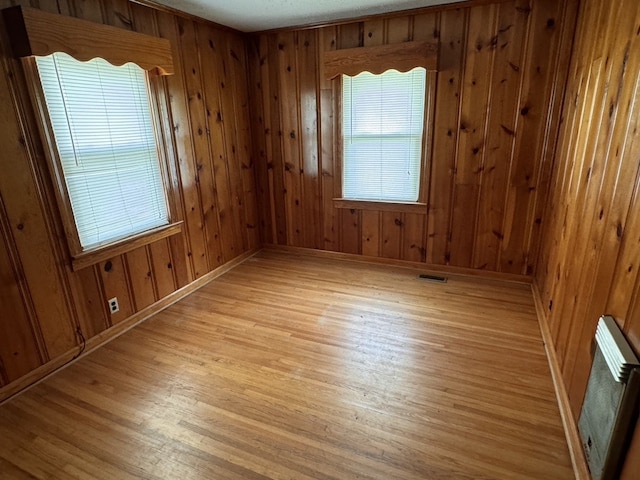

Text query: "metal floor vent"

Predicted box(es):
[418, 274, 447, 283]
[578, 315, 640, 480]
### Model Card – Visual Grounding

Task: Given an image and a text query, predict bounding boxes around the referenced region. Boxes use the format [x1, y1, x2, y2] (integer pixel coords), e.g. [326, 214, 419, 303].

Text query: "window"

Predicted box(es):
[35, 52, 170, 251]
[342, 67, 427, 203]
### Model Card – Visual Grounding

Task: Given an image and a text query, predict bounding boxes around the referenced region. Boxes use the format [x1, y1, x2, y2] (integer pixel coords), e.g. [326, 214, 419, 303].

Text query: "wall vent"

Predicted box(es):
[578, 315, 640, 480]
[418, 274, 447, 283]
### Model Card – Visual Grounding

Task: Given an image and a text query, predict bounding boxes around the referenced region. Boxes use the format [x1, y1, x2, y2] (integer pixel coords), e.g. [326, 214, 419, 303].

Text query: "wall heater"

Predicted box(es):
[578, 315, 640, 480]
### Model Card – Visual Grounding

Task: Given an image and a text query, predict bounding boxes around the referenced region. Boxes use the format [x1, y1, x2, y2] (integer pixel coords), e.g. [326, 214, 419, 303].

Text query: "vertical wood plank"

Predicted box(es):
[412, 11, 439, 43]
[473, 0, 528, 271]
[70, 0, 103, 22]
[380, 211, 403, 259]
[148, 238, 177, 300]
[67, 265, 109, 339]
[298, 29, 322, 249]
[100, 0, 132, 30]
[156, 11, 208, 279]
[449, 4, 497, 268]
[319, 27, 339, 251]
[426, 8, 467, 265]
[500, 0, 565, 274]
[265, 35, 288, 245]
[197, 25, 238, 263]
[278, 32, 305, 247]
[341, 209, 361, 254]
[247, 37, 273, 245]
[219, 32, 250, 254]
[228, 33, 260, 251]
[386, 16, 411, 43]
[176, 17, 216, 273]
[98, 256, 133, 325]
[0, 227, 43, 382]
[525, 0, 580, 278]
[125, 246, 156, 311]
[361, 211, 380, 257]
[402, 213, 427, 262]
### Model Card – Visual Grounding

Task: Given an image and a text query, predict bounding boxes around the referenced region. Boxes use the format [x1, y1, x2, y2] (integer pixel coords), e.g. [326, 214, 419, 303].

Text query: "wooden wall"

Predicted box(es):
[534, 0, 640, 476]
[0, 0, 258, 396]
[249, 0, 577, 277]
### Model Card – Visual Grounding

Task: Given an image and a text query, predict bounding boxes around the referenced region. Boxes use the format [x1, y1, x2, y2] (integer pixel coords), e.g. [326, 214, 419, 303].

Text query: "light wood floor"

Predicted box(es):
[0, 249, 574, 479]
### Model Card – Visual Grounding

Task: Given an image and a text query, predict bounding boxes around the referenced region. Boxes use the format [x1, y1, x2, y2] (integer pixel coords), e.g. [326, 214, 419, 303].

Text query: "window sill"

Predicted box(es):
[71, 221, 183, 271]
[333, 198, 427, 214]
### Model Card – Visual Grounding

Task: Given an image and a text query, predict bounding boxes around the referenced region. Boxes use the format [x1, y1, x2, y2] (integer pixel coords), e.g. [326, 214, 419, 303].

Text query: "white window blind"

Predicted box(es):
[36, 52, 169, 250]
[342, 67, 426, 202]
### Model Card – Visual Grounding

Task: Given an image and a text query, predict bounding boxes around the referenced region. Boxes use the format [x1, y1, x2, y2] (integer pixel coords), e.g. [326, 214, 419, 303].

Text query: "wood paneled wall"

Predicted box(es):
[534, 0, 640, 476]
[249, 0, 577, 276]
[0, 0, 258, 396]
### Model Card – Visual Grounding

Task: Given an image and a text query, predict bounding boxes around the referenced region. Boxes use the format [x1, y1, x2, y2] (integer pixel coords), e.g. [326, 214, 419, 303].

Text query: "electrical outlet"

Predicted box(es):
[108, 297, 119, 314]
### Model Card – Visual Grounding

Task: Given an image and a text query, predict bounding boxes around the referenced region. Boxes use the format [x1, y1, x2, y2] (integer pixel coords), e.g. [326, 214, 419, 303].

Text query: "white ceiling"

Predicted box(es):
[151, 0, 466, 32]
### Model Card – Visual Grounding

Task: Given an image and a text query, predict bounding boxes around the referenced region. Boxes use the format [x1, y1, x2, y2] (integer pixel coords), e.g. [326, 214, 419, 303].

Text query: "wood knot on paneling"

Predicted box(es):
[501, 125, 516, 136]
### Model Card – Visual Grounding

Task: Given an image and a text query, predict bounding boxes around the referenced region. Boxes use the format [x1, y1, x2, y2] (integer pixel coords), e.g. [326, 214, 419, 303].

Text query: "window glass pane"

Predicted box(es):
[342, 68, 426, 202]
[36, 52, 169, 249]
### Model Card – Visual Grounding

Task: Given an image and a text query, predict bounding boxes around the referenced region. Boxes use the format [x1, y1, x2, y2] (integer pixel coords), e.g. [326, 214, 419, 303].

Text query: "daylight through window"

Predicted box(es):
[36, 52, 169, 250]
[342, 67, 426, 202]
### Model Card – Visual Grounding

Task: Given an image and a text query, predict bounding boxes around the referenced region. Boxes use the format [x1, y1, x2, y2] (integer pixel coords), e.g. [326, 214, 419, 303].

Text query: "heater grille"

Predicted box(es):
[595, 316, 638, 383]
[578, 315, 640, 480]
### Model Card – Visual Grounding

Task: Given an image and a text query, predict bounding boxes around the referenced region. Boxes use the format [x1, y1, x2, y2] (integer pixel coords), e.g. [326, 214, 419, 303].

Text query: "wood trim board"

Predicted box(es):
[0, 248, 260, 405]
[323, 40, 438, 79]
[264, 244, 533, 284]
[2, 5, 174, 74]
[532, 281, 591, 480]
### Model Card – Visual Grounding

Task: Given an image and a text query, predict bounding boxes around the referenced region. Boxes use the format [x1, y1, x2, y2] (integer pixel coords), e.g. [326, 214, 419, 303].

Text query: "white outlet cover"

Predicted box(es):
[108, 297, 119, 314]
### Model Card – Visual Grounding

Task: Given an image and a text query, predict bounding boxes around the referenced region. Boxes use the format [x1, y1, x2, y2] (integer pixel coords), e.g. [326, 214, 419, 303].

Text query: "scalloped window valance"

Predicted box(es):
[323, 41, 438, 80]
[1, 6, 173, 76]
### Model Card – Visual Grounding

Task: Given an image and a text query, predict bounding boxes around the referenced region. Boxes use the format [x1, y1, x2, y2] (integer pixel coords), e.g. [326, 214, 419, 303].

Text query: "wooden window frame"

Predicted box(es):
[3, 6, 182, 271]
[323, 41, 438, 213]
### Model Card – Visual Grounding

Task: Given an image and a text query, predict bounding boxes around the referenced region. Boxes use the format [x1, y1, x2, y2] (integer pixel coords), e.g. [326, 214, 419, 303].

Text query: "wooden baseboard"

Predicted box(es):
[532, 282, 590, 480]
[263, 244, 533, 285]
[0, 248, 260, 405]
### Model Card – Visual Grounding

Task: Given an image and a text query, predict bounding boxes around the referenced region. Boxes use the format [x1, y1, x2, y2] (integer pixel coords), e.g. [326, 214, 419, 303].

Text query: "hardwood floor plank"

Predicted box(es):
[0, 250, 573, 479]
